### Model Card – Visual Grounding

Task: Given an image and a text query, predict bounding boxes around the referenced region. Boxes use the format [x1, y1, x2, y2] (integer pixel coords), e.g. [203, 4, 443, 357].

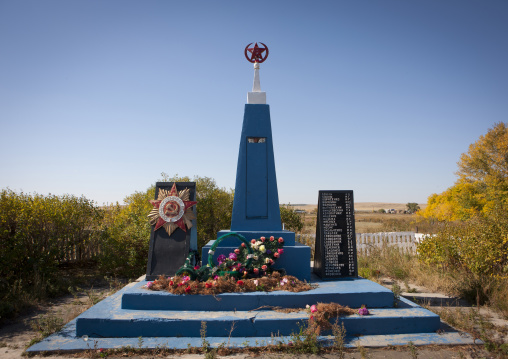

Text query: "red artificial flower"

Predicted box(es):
[237, 280, 244, 286]
[241, 242, 246, 248]
[99, 348, 104, 353]
[253, 268, 259, 274]
[270, 236, 275, 241]
[169, 280, 174, 286]
[278, 248, 284, 254]
[278, 237, 284, 243]
[194, 265, 200, 270]
[205, 282, 212, 289]
[185, 286, 191, 293]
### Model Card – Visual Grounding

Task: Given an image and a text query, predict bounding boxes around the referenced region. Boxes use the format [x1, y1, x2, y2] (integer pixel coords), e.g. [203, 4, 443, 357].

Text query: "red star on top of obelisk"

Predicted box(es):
[245, 42, 269, 63]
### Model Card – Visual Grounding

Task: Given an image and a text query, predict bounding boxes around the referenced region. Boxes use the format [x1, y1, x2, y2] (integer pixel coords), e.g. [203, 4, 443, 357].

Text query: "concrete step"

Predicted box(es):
[77, 293, 439, 338]
[121, 277, 395, 311]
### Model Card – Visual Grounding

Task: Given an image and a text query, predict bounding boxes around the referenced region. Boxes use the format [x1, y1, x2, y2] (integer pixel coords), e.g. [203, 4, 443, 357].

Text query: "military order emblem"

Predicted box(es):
[244, 42, 269, 63]
[148, 183, 197, 236]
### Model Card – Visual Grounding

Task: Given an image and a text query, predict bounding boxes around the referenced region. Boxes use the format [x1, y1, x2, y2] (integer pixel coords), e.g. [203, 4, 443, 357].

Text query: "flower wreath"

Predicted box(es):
[176, 232, 285, 281]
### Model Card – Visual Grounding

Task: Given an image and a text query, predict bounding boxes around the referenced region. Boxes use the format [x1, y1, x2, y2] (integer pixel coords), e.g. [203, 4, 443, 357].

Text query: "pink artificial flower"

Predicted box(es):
[278, 237, 284, 243]
[270, 236, 275, 241]
[146, 281, 153, 289]
[241, 242, 246, 248]
[278, 248, 284, 254]
[260, 236, 266, 242]
[182, 275, 190, 282]
[234, 248, 240, 254]
[310, 305, 317, 313]
[251, 239, 256, 244]
[262, 265, 268, 270]
[358, 306, 369, 315]
[253, 268, 259, 274]
[273, 252, 279, 258]
[213, 275, 219, 280]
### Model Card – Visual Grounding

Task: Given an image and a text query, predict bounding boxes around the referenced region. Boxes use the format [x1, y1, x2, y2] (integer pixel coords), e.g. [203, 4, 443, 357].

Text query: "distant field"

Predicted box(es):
[289, 202, 427, 213]
[287, 202, 428, 233]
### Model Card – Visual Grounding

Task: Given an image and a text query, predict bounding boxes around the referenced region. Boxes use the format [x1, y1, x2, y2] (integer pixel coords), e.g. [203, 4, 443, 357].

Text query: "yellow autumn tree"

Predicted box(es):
[420, 122, 508, 221]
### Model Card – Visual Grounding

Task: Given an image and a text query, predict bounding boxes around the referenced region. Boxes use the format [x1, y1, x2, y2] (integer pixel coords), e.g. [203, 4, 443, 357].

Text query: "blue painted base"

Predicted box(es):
[27, 325, 480, 353]
[216, 230, 296, 246]
[78, 295, 438, 338]
[26, 278, 480, 353]
[202, 240, 311, 281]
[121, 276, 394, 311]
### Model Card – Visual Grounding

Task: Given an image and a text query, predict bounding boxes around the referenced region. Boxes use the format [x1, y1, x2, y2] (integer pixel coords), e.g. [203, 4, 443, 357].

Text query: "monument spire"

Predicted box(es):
[244, 42, 268, 104]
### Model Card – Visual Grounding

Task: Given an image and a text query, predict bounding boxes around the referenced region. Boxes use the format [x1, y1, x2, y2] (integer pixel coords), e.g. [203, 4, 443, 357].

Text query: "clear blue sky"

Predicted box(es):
[1, 0, 506, 205]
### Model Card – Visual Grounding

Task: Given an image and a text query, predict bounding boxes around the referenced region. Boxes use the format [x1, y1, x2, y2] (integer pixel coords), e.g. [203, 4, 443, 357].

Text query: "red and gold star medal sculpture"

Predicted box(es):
[148, 183, 197, 237]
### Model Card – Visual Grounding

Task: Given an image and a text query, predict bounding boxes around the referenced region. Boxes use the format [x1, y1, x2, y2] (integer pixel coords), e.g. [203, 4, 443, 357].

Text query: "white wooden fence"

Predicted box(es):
[356, 232, 418, 255]
[297, 232, 427, 255]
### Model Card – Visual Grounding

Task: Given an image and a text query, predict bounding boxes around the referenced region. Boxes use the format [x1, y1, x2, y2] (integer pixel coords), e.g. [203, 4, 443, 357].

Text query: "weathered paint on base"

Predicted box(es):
[122, 276, 394, 311]
[26, 278, 480, 354]
[26, 320, 480, 354]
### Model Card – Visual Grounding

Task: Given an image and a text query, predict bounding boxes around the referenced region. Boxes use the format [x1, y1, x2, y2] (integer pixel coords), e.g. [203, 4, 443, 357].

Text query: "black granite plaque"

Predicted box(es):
[313, 190, 357, 279]
[146, 182, 196, 280]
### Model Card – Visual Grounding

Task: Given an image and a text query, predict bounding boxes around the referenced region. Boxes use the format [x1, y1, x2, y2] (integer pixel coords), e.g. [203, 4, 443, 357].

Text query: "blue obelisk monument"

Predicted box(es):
[206, 43, 311, 280]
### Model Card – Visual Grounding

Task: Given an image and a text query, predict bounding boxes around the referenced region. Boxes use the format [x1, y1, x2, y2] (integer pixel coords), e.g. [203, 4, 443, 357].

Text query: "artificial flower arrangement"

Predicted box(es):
[145, 232, 314, 294]
[177, 232, 285, 281]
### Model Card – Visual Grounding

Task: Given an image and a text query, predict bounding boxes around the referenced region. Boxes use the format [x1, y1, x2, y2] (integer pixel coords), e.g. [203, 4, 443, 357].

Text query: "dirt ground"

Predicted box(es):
[0, 278, 506, 359]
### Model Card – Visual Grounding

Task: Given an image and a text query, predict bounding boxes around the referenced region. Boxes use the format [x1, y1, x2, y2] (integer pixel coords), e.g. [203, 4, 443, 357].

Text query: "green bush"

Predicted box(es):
[99, 189, 154, 278]
[417, 207, 508, 278]
[0, 189, 103, 318]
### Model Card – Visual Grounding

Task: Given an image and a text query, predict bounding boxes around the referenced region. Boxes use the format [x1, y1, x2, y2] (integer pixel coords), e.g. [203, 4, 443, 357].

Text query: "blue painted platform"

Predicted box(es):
[121, 277, 394, 311]
[26, 277, 479, 354]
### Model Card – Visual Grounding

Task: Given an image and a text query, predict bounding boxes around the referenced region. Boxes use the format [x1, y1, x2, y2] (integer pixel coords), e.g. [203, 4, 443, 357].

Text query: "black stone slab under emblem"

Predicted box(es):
[146, 182, 196, 281]
[313, 190, 358, 279]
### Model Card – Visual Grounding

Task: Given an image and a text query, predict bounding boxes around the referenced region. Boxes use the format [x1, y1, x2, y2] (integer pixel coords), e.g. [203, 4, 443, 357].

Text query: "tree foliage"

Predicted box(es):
[279, 205, 304, 232]
[421, 122, 508, 221]
[406, 203, 420, 214]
